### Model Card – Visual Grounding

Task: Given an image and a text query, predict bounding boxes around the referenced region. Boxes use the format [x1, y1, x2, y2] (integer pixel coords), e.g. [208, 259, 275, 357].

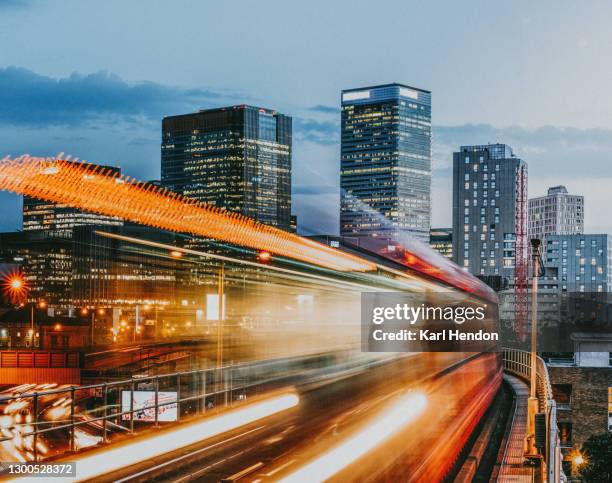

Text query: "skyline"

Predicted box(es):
[2, 0, 612, 235]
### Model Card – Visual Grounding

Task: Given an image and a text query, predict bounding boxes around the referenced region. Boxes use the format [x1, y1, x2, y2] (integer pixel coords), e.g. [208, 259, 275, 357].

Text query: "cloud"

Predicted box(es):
[309, 105, 339, 115]
[0, 67, 227, 127]
[293, 117, 338, 145]
[293, 185, 338, 195]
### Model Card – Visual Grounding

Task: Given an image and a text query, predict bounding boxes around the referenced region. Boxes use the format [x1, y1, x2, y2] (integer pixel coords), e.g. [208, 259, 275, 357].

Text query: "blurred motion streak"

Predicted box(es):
[278, 391, 427, 483]
[7, 392, 299, 482]
[0, 155, 373, 272]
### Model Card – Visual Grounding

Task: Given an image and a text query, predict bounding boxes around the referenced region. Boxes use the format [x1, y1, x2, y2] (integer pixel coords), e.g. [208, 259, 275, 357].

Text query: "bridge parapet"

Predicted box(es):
[502, 348, 565, 483]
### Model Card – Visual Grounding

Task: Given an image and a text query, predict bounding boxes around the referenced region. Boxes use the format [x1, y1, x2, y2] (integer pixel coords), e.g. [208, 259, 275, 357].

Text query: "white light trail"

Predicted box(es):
[7, 393, 299, 483]
[277, 391, 427, 483]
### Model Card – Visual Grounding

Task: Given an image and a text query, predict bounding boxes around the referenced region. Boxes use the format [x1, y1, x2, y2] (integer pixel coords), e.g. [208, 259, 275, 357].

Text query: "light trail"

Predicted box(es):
[277, 391, 427, 483]
[0, 155, 374, 272]
[5, 392, 299, 483]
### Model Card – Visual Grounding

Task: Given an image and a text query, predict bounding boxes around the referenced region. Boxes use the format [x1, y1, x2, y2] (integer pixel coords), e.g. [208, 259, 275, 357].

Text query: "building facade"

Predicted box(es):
[546, 334, 612, 478]
[161, 105, 292, 231]
[452, 144, 527, 283]
[340, 83, 431, 242]
[544, 234, 612, 293]
[429, 228, 452, 258]
[0, 231, 72, 309]
[529, 185, 584, 242]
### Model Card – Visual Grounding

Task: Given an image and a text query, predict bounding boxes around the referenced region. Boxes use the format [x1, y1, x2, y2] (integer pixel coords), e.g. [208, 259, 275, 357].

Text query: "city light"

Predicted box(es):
[9, 278, 22, 290]
[2, 273, 27, 302]
[257, 250, 272, 263]
[169, 250, 183, 259]
[0, 156, 375, 272]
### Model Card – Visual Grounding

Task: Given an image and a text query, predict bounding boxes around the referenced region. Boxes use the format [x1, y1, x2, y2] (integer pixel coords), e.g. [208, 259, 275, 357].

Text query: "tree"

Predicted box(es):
[578, 432, 612, 482]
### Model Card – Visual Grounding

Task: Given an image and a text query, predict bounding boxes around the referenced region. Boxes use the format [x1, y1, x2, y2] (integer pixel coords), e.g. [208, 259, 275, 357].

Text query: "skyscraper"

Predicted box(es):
[429, 228, 453, 258]
[340, 83, 431, 242]
[452, 144, 527, 282]
[529, 185, 584, 241]
[161, 105, 292, 230]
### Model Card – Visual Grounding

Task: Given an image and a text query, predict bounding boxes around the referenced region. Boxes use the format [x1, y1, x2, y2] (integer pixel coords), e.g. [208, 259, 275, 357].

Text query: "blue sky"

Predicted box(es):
[1, 0, 612, 234]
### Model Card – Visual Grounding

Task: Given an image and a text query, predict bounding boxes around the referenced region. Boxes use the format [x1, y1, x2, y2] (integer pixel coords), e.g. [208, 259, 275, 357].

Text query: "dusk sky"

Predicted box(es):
[2, 0, 612, 234]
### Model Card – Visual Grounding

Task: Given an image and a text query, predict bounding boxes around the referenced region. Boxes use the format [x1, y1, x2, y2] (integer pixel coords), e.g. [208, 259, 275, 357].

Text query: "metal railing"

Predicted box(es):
[0, 351, 347, 462]
[502, 348, 565, 483]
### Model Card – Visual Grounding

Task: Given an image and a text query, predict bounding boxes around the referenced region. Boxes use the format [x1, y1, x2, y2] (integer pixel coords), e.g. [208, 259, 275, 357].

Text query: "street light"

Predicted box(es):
[526, 238, 541, 457]
[3, 273, 27, 303]
[10, 278, 23, 290]
[574, 453, 585, 466]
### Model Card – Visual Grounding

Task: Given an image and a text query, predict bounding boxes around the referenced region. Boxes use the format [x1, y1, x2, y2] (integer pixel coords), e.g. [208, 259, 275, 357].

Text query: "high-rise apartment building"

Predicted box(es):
[529, 186, 584, 241]
[452, 144, 527, 282]
[340, 83, 431, 242]
[544, 234, 612, 293]
[161, 105, 292, 230]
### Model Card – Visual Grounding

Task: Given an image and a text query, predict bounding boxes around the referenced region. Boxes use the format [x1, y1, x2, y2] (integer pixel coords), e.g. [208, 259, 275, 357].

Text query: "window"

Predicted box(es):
[473, 164, 478, 172]
[464, 156, 470, 164]
[464, 173, 469, 181]
[558, 422, 572, 447]
[552, 384, 572, 406]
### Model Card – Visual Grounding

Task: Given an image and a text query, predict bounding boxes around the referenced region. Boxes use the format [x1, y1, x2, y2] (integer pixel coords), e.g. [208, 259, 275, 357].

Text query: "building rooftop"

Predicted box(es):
[547, 185, 569, 195]
[458, 143, 515, 159]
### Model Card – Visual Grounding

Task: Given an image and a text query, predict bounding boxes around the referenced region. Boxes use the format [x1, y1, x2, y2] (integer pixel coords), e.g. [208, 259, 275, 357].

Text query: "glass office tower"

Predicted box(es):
[161, 105, 292, 231]
[340, 83, 431, 242]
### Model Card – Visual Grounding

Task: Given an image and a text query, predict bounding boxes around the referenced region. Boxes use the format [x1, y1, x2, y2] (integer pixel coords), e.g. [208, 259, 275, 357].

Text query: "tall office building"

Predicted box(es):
[161, 105, 292, 230]
[340, 83, 431, 242]
[452, 144, 527, 282]
[429, 228, 452, 258]
[22, 163, 123, 237]
[529, 185, 584, 241]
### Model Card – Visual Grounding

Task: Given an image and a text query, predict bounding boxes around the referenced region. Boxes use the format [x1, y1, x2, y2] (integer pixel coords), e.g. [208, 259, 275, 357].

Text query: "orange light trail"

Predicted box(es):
[0, 155, 375, 272]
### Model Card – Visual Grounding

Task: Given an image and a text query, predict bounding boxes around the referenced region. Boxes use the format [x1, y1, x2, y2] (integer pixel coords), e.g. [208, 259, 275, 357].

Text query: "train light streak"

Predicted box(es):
[278, 391, 427, 483]
[0, 155, 374, 272]
[45, 392, 300, 482]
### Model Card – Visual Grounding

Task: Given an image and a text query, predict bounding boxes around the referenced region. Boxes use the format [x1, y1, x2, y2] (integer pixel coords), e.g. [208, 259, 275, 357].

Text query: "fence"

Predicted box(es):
[0, 351, 343, 462]
[502, 348, 564, 483]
